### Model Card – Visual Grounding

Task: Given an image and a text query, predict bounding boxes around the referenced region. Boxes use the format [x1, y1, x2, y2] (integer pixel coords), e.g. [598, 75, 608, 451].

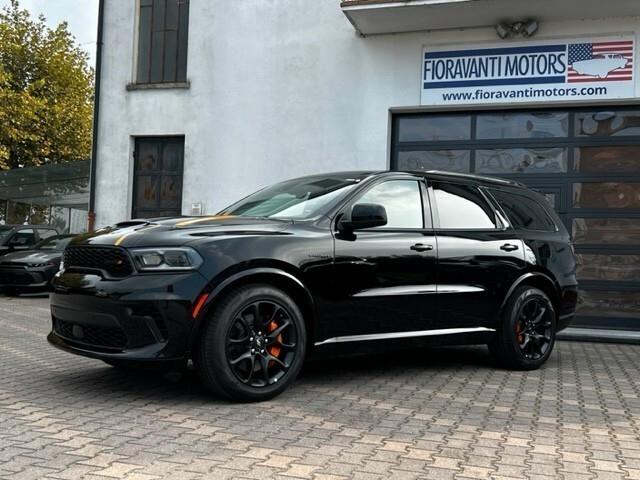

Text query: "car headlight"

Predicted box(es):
[28, 262, 55, 267]
[130, 247, 203, 272]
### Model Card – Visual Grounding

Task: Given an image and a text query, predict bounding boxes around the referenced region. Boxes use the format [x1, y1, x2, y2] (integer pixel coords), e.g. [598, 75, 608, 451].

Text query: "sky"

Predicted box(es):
[0, 0, 99, 65]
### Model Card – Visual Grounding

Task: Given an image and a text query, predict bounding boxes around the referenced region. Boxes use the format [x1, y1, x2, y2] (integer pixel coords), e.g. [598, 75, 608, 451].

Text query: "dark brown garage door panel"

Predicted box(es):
[392, 107, 640, 332]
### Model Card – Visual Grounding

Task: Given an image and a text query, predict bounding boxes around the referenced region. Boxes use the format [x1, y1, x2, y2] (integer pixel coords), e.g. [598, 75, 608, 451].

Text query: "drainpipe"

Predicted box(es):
[87, 0, 105, 232]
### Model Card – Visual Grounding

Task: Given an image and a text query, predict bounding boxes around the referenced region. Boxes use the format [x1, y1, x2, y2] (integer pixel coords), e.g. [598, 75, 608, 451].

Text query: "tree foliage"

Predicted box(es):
[0, 0, 93, 170]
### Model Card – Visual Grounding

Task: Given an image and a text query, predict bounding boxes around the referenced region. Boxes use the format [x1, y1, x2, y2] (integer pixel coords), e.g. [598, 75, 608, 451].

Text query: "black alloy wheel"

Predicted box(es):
[513, 296, 553, 360]
[226, 300, 298, 388]
[197, 284, 306, 402]
[488, 286, 556, 370]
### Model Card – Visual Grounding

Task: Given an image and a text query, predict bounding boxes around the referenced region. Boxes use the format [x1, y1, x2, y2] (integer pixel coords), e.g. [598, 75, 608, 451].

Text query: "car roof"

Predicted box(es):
[282, 170, 525, 189]
[0, 224, 57, 227]
[371, 170, 524, 187]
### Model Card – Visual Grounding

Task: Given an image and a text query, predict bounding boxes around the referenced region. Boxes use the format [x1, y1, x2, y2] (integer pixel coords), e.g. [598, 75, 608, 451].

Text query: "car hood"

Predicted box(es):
[0, 250, 62, 265]
[68, 216, 293, 249]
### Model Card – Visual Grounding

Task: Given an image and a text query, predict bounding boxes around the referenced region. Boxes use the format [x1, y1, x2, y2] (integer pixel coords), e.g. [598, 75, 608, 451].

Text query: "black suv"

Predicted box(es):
[49, 171, 578, 402]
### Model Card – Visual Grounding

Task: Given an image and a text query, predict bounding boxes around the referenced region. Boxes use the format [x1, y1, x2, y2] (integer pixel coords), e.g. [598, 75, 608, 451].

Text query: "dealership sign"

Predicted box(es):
[421, 37, 635, 105]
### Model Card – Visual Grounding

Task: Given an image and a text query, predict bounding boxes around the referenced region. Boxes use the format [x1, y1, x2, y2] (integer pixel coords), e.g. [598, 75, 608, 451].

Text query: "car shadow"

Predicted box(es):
[45, 345, 496, 405]
[301, 345, 495, 379]
[21, 292, 50, 298]
[0, 292, 50, 299]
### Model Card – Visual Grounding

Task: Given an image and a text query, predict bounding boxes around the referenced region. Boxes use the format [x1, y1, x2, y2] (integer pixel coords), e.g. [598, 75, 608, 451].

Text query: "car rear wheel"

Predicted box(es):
[488, 286, 556, 370]
[196, 284, 307, 402]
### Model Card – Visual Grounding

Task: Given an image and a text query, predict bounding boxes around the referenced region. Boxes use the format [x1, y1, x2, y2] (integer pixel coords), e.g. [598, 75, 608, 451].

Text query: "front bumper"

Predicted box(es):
[48, 270, 208, 362]
[0, 266, 53, 289]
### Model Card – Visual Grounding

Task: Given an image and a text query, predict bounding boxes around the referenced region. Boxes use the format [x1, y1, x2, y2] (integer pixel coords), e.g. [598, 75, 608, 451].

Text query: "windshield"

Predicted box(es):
[34, 236, 73, 251]
[220, 174, 368, 220]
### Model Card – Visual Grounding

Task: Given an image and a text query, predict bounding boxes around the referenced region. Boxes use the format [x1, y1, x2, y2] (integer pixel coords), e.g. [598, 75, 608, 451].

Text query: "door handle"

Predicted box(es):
[410, 243, 434, 252]
[500, 243, 519, 252]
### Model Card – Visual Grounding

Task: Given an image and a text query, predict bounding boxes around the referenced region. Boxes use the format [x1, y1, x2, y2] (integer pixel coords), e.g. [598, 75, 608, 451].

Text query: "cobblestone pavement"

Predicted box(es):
[1, 295, 640, 480]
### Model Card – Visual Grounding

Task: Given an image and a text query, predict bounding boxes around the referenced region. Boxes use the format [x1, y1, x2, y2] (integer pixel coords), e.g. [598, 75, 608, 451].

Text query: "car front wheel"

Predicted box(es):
[196, 284, 307, 402]
[489, 286, 556, 370]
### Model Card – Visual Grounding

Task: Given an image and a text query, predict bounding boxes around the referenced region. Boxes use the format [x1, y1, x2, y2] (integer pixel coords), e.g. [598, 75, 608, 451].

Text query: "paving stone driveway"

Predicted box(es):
[1, 295, 640, 480]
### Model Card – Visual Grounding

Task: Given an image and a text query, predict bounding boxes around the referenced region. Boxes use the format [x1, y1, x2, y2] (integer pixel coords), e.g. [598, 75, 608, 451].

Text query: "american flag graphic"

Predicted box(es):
[567, 41, 634, 82]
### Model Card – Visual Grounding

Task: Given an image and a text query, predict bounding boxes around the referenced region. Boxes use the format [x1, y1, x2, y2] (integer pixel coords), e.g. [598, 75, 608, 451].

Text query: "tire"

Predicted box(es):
[488, 286, 556, 370]
[196, 284, 307, 402]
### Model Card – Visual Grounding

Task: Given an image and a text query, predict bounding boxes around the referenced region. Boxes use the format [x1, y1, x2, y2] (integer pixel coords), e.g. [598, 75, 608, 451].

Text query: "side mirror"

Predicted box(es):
[339, 203, 387, 231]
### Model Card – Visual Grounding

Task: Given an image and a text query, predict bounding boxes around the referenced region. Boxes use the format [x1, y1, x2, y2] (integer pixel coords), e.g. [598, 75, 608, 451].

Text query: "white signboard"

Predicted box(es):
[421, 37, 635, 105]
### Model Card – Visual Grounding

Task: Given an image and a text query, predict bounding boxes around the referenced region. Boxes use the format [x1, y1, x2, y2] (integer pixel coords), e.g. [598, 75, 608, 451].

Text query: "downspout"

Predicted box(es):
[87, 0, 105, 232]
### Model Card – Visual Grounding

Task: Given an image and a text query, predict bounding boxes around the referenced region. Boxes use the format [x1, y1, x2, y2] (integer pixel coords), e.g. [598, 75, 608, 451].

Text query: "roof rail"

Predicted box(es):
[424, 170, 524, 186]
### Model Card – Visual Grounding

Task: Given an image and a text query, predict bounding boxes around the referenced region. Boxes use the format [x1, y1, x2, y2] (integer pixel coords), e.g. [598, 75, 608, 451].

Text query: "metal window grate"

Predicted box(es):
[137, 0, 190, 84]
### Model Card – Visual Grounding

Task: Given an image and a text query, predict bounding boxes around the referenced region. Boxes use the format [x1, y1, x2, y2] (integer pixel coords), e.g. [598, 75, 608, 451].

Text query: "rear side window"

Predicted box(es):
[37, 229, 57, 240]
[9, 229, 36, 246]
[489, 189, 557, 232]
[432, 182, 497, 229]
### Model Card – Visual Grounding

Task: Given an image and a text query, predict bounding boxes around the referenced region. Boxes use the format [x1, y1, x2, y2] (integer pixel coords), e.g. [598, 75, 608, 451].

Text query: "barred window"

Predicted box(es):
[137, 0, 190, 84]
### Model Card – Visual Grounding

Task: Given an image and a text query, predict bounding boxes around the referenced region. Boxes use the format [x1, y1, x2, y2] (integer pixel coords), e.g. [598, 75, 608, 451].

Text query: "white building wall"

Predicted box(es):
[94, 0, 640, 227]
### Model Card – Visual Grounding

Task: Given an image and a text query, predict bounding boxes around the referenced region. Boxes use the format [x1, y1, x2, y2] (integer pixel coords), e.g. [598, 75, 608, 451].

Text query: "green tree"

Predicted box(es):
[0, 0, 93, 170]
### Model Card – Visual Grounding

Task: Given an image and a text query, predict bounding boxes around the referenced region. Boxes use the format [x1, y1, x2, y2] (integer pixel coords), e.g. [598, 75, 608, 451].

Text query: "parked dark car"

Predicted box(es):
[0, 234, 76, 295]
[48, 171, 578, 401]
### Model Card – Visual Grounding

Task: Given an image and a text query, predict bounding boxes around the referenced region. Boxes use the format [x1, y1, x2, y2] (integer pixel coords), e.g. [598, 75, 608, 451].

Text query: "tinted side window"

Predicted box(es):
[489, 189, 557, 232]
[9, 229, 36, 246]
[433, 182, 497, 229]
[358, 180, 424, 229]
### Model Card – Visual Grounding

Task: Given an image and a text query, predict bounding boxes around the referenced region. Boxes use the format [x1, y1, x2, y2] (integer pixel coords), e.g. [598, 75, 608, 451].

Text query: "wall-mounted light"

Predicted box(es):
[523, 19, 539, 37]
[495, 19, 538, 39]
[495, 23, 511, 39]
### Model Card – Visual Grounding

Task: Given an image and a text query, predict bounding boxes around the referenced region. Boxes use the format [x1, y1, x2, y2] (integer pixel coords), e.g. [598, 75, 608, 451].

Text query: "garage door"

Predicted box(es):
[391, 107, 640, 332]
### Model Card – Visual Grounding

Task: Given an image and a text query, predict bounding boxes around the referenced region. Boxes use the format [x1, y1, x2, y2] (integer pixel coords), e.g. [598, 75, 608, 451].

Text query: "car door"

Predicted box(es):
[429, 181, 527, 330]
[323, 176, 438, 342]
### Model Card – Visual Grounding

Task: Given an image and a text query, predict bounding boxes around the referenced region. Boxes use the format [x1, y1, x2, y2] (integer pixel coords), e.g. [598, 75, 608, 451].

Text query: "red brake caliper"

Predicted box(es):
[515, 321, 524, 344]
[267, 321, 282, 364]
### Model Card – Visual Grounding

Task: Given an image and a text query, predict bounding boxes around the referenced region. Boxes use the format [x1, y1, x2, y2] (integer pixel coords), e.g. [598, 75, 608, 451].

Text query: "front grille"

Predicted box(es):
[0, 271, 36, 285]
[0, 263, 27, 270]
[53, 317, 127, 350]
[64, 246, 133, 278]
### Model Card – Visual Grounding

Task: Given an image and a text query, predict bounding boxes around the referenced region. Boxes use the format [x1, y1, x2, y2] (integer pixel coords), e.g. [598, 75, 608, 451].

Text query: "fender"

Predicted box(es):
[208, 267, 312, 304]
[499, 272, 559, 312]
[188, 267, 315, 350]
